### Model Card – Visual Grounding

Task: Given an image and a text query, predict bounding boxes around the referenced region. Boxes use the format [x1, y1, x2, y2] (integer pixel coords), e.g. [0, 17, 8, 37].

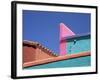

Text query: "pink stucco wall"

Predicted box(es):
[59, 23, 75, 55]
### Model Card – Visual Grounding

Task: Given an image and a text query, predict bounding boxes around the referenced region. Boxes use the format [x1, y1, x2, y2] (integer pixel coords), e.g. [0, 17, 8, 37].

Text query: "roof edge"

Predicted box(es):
[61, 33, 90, 41]
[23, 40, 58, 57]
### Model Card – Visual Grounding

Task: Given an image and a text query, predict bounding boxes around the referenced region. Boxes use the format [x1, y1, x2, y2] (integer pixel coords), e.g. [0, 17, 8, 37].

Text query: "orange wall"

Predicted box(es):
[35, 48, 55, 60]
[23, 46, 36, 63]
[23, 45, 55, 64]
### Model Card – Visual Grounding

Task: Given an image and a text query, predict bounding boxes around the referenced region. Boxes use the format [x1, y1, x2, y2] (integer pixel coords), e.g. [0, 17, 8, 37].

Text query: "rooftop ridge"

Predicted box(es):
[61, 33, 90, 41]
[23, 40, 58, 57]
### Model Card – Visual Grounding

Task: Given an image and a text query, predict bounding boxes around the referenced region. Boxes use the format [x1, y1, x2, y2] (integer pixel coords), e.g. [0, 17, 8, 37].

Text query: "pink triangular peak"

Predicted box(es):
[60, 23, 75, 40]
[59, 23, 75, 55]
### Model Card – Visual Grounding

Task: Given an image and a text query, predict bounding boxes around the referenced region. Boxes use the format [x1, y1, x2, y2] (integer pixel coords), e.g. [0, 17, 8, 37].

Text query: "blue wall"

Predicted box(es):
[66, 35, 90, 54]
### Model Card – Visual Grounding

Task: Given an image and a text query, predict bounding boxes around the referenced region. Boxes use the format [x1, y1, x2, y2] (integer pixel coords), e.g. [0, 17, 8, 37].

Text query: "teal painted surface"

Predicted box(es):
[24, 56, 91, 69]
[67, 37, 90, 54]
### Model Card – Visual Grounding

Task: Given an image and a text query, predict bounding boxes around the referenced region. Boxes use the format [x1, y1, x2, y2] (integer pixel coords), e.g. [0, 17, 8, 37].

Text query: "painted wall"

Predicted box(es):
[23, 43, 56, 65]
[24, 35, 91, 69]
[24, 56, 91, 69]
[66, 36, 90, 54]
[23, 46, 36, 63]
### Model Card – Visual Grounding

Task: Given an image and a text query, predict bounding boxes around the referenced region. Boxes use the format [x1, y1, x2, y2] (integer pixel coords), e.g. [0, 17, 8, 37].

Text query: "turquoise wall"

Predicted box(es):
[66, 36, 90, 54]
[24, 56, 91, 69]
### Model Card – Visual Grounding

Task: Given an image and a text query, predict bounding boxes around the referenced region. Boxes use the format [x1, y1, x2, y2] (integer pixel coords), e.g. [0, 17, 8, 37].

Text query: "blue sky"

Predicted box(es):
[23, 10, 90, 54]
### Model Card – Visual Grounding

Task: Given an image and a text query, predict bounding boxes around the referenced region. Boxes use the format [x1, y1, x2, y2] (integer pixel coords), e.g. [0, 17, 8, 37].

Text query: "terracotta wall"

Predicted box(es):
[35, 48, 55, 60]
[23, 45, 55, 64]
[23, 46, 36, 63]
